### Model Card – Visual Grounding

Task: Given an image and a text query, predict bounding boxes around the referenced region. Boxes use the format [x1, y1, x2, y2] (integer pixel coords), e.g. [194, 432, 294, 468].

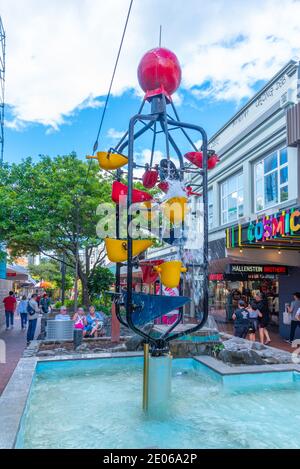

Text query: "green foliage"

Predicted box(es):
[90, 300, 111, 316]
[0, 154, 111, 256]
[54, 301, 62, 309]
[64, 299, 75, 309]
[211, 343, 225, 358]
[88, 265, 115, 301]
[0, 154, 112, 305]
[28, 258, 74, 291]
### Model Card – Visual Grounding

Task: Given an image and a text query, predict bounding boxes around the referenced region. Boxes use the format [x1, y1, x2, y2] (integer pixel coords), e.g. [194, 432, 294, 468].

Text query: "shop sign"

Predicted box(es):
[209, 274, 224, 281]
[229, 264, 288, 275]
[247, 208, 300, 242]
[0, 249, 6, 280]
[0, 262, 6, 279]
[7, 272, 17, 277]
[226, 207, 300, 248]
[209, 69, 296, 152]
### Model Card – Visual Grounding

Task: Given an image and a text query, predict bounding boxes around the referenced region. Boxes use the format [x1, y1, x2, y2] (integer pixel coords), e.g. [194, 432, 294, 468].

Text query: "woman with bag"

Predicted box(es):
[17, 295, 28, 330]
[247, 301, 262, 342]
[27, 293, 40, 345]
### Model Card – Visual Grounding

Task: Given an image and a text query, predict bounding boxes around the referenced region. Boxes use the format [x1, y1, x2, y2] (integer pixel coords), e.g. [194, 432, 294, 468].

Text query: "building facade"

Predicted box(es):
[189, 59, 300, 339]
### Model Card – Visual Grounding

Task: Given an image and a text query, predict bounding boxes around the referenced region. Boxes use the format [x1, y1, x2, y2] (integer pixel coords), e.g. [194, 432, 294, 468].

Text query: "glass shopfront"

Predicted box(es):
[209, 266, 286, 325]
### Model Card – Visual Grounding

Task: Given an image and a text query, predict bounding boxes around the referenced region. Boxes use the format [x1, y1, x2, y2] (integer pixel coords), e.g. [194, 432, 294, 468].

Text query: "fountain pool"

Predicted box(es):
[16, 357, 300, 449]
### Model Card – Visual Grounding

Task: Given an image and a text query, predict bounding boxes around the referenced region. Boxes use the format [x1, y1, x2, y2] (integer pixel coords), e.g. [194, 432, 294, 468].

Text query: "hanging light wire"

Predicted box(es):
[84, 0, 134, 184]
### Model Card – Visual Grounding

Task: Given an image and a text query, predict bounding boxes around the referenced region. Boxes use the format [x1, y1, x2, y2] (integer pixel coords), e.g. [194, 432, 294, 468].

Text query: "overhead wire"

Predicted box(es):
[84, 0, 134, 186]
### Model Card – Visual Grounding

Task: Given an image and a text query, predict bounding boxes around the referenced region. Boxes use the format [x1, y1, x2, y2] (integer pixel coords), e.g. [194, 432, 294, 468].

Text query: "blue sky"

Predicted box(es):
[2, 0, 300, 165]
[4, 90, 247, 164]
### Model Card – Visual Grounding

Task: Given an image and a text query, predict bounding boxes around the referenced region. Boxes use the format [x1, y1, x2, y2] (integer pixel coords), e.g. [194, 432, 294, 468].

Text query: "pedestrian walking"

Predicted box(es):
[17, 295, 28, 330]
[27, 293, 40, 345]
[255, 292, 271, 345]
[2, 291, 17, 330]
[247, 301, 262, 341]
[287, 292, 300, 344]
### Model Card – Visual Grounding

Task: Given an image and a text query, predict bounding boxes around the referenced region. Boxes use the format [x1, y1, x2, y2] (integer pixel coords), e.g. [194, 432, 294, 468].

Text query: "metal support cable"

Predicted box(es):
[84, 0, 134, 185]
[92, 0, 134, 154]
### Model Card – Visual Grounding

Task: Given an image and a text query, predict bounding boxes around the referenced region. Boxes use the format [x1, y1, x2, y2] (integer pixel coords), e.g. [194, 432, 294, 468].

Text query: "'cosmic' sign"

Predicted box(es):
[247, 208, 300, 242]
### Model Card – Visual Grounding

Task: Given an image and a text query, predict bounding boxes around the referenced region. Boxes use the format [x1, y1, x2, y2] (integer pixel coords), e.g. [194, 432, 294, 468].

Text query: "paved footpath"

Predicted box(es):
[0, 315, 40, 395]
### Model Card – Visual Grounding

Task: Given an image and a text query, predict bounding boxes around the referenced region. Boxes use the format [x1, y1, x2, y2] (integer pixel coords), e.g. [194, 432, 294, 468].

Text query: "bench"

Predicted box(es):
[46, 319, 74, 341]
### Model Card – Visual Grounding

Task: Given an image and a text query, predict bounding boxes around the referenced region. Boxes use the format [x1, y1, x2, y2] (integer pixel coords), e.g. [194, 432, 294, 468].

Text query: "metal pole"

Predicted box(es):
[113, 168, 122, 341]
[143, 342, 149, 411]
[74, 200, 79, 312]
[61, 252, 66, 304]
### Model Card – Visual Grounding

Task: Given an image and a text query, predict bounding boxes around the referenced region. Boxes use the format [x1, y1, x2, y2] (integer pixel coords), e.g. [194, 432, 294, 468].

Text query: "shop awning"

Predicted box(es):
[6, 264, 36, 284]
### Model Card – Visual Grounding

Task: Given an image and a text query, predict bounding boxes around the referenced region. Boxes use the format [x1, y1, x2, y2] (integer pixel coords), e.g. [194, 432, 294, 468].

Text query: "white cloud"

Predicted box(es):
[77, 95, 104, 111]
[4, 118, 26, 131]
[107, 128, 126, 139]
[193, 140, 202, 150]
[172, 92, 183, 107]
[1, 0, 300, 128]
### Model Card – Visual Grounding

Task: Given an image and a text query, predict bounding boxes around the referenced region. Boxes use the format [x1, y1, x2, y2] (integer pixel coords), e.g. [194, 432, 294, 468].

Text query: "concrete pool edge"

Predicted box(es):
[0, 357, 37, 449]
[0, 351, 144, 449]
[194, 355, 300, 375]
[1, 351, 300, 449]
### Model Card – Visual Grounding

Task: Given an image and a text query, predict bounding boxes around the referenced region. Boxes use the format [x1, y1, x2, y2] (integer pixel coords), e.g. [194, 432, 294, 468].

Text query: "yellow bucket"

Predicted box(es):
[86, 151, 128, 170]
[105, 238, 154, 263]
[139, 201, 157, 222]
[161, 196, 188, 224]
[154, 260, 187, 288]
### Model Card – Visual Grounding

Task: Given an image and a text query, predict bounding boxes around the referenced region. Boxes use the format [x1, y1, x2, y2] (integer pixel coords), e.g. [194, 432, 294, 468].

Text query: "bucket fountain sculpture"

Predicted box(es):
[87, 46, 218, 413]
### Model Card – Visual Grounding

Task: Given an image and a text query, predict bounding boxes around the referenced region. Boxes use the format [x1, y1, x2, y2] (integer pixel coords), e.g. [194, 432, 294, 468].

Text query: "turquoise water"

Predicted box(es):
[16, 357, 300, 449]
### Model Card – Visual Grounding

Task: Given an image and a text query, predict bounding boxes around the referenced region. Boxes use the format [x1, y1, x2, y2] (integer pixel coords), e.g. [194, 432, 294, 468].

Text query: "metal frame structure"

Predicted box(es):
[112, 94, 209, 355]
[0, 16, 5, 165]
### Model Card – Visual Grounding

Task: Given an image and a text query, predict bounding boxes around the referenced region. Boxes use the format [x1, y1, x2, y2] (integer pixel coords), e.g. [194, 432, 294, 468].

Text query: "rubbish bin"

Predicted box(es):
[73, 329, 83, 348]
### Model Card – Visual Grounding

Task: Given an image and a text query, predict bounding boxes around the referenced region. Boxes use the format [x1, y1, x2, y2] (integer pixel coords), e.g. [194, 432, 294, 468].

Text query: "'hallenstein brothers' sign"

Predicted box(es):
[229, 264, 288, 275]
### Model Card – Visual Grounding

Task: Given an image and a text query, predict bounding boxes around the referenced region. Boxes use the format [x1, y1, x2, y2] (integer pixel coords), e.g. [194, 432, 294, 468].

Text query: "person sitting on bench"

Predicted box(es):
[85, 305, 105, 338]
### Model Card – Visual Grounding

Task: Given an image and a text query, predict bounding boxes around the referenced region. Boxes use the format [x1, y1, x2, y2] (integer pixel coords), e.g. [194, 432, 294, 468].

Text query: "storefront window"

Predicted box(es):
[221, 172, 244, 224]
[255, 148, 288, 212]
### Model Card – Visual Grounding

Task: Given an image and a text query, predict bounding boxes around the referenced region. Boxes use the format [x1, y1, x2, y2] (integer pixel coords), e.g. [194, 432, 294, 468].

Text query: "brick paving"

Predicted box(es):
[0, 315, 40, 395]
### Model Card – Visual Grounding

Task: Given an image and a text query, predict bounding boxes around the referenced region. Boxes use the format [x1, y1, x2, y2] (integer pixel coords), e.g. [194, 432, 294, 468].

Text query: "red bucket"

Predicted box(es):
[157, 181, 169, 193]
[112, 181, 153, 204]
[184, 151, 220, 170]
[142, 169, 158, 189]
[184, 151, 203, 168]
[140, 259, 164, 283]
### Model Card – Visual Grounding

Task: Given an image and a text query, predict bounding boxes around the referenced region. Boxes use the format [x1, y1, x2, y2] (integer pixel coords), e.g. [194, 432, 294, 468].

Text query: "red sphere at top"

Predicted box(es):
[137, 48, 182, 97]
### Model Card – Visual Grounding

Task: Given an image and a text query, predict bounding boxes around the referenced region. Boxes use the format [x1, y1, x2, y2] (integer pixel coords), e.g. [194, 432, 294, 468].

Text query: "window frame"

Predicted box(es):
[254, 147, 289, 213]
[220, 171, 244, 225]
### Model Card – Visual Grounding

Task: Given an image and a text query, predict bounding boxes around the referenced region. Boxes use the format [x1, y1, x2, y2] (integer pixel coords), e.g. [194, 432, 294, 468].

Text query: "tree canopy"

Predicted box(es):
[0, 153, 113, 305]
[28, 258, 74, 293]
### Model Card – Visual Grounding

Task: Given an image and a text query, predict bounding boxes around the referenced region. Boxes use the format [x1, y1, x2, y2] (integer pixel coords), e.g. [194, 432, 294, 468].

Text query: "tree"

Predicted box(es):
[87, 265, 115, 303]
[0, 153, 112, 306]
[28, 258, 74, 292]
